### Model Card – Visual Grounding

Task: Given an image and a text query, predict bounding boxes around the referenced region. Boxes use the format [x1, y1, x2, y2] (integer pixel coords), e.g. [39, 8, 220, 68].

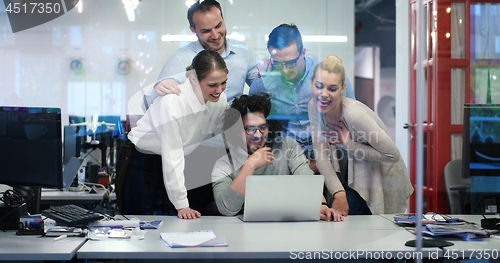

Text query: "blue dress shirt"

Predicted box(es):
[249, 56, 354, 157]
[144, 39, 258, 108]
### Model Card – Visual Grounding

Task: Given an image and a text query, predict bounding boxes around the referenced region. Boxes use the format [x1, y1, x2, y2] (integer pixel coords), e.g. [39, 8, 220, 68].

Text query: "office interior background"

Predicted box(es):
[0, 0, 499, 214]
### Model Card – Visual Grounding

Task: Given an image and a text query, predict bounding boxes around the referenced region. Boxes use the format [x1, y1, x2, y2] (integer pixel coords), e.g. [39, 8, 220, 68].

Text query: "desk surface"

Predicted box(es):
[0, 231, 87, 261]
[4, 215, 496, 261]
[78, 215, 440, 260]
[41, 188, 114, 201]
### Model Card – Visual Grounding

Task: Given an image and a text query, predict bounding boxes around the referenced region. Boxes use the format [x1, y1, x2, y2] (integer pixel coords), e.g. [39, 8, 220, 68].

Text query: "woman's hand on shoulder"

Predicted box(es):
[177, 207, 201, 220]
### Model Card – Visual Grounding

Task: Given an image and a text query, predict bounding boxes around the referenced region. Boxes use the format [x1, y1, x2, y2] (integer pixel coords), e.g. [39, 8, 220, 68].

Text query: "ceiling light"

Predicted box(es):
[264, 34, 348, 43]
[161, 34, 245, 42]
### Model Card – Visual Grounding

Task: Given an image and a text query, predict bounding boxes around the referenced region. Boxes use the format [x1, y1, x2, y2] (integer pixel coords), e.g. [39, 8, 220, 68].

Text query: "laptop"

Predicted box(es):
[239, 174, 324, 222]
[62, 157, 84, 190]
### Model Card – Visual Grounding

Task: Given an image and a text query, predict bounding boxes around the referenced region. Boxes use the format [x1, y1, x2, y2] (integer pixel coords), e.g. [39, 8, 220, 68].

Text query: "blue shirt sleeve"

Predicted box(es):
[246, 49, 258, 87]
[343, 76, 355, 100]
[248, 77, 268, 95]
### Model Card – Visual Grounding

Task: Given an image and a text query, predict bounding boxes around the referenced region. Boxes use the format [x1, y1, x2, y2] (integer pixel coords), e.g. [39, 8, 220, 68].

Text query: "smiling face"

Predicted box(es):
[269, 43, 306, 83]
[243, 111, 268, 154]
[311, 69, 345, 115]
[197, 69, 227, 103]
[190, 7, 227, 54]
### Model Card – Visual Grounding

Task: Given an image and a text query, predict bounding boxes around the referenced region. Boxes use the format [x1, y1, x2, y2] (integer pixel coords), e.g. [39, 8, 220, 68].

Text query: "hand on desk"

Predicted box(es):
[320, 205, 344, 222]
[177, 207, 201, 220]
[332, 191, 349, 217]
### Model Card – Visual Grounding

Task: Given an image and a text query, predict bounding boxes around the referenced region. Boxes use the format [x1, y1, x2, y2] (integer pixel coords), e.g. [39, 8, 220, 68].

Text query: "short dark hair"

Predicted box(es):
[223, 94, 271, 131]
[186, 49, 228, 81]
[187, 0, 223, 29]
[267, 23, 303, 53]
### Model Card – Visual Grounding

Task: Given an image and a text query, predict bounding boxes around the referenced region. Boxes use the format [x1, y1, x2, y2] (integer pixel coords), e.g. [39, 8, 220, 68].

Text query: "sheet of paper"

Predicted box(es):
[160, 230, 220, 247]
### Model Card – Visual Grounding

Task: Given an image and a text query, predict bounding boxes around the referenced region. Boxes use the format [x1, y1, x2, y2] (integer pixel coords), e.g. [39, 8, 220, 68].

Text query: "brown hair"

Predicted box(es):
[187, 0, 223, 30]
[186, 49, 228, 81]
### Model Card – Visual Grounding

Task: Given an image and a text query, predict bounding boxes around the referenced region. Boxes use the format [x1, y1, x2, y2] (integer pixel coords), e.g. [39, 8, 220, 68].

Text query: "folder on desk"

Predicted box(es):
[394, 215, 465, 226]
[421, 224, 489, 239]
[159, 230, 227, 248]
[140, 220, 162, 229]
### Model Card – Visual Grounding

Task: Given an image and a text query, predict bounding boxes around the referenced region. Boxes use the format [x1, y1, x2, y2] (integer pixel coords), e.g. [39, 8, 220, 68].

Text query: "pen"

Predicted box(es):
[54, 235, 67, 241]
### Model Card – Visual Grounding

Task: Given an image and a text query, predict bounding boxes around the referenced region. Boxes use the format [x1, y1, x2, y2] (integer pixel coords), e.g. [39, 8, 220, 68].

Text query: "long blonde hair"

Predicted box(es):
[311, 55, 345, 86]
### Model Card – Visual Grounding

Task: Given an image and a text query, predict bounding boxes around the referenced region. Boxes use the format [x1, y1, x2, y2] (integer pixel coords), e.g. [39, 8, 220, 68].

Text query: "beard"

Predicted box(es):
[199, 30, 227, 52]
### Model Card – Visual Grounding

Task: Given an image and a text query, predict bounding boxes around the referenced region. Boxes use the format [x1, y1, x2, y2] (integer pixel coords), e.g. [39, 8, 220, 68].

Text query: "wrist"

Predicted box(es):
[333, 190, 346, 198]
[243, 159, 258, 170]
[321, 202, 329, 208]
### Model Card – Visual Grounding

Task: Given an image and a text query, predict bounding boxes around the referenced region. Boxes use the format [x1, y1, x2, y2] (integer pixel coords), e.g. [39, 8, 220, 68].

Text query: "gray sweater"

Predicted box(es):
[309, 97, 414, 214]
[211, 137, 314, 216]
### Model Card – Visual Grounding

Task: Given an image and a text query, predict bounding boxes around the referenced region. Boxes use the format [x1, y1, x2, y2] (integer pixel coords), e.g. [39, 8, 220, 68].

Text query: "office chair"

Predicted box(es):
[444, 159, 470, 214]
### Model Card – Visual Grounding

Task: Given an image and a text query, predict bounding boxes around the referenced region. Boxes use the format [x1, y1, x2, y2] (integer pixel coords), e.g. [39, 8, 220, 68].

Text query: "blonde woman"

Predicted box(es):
[308, 55, 413, 215]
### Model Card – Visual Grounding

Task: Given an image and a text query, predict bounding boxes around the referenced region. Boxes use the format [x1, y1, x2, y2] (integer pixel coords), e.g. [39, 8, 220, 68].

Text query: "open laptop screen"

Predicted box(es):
[241, 174, 324, 222]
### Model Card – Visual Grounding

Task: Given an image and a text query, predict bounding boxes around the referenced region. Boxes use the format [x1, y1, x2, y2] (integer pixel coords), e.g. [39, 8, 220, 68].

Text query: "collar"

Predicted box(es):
[194, 39, 233, 58]
[220, 39, 234, 58]
[298, 56, 315, 84]
[182, 81, 208, 113]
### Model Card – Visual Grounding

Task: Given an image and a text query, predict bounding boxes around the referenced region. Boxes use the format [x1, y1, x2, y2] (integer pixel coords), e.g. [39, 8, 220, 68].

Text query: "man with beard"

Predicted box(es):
[143, 0, 258, 108]
[211, 94, 343, 222]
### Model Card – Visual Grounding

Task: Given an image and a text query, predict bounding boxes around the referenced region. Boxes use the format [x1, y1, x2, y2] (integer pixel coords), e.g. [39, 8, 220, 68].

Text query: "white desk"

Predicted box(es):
[0, 231, 87, 261]
[41, 188, 108, 202]
[77, 215, 440, 261]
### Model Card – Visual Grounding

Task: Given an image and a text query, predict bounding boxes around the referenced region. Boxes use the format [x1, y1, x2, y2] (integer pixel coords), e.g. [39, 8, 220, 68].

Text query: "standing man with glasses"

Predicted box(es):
[211, 94, 343, 222]
[249, 24, 354, 215]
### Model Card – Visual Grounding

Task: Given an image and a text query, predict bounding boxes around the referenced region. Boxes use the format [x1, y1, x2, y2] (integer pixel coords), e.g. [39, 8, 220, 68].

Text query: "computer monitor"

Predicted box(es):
[94, 115, 120, 170]
[63, 115, 86, 164]
[462, 104, 500, 214]
[462, 104, 500, 178]
[94, 115, 119, 135]
[0, 106, 63, 213]
[0, 106, 63, 188]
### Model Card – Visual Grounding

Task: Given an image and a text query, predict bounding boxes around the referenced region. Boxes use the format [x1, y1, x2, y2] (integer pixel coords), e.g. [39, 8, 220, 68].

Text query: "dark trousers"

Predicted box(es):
[326, 147, 372, 215]
[115, 140, 223, 215]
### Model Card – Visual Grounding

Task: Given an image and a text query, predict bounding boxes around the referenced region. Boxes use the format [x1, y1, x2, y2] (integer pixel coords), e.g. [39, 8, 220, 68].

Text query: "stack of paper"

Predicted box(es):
[422, 224, 489, 239]
[393, 216, 465, 226]
[160, 230, 227, 248]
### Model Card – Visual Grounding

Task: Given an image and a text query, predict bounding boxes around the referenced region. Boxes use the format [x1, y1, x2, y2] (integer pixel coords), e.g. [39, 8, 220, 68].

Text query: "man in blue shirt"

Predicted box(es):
[249, 24, 356, 215]
[249, 24, 355, 174]
[143, 0, 258, 108]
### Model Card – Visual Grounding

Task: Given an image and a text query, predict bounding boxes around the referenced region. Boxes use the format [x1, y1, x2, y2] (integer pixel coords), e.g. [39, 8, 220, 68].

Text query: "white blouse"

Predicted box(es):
[128, 81, 228, 209]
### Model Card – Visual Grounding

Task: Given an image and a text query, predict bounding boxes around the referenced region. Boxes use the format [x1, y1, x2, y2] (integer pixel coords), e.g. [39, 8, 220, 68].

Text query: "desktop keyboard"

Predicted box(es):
[41, 204, 104, 226]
